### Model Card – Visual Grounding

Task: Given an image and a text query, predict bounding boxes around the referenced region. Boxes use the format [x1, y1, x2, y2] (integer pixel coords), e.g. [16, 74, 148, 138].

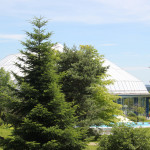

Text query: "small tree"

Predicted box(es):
[2, 17, 86, 150]
[132, 105, 145, 122]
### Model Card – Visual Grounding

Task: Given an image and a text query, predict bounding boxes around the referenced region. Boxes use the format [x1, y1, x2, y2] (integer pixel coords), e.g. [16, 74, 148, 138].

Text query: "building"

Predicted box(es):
[146, 85, 150, 92]
[0, 50, 149, 117]
[104, 59, 150, 117]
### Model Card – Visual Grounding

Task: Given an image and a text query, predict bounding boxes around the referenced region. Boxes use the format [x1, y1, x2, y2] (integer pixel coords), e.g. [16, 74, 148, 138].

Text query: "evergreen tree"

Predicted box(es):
[58, 45, 122, 126]
[2, 17, 86, 150]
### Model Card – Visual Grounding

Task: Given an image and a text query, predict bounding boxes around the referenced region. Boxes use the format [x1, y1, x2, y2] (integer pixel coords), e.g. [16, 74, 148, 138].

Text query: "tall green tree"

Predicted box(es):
[58, 45, 122, 126]
[2, 17, 86, 150]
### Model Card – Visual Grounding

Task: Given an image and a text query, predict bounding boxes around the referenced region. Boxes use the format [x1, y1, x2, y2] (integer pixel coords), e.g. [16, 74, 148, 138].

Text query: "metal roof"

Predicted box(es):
[0, 47, 149, 96]
[104, 59, 149, 96]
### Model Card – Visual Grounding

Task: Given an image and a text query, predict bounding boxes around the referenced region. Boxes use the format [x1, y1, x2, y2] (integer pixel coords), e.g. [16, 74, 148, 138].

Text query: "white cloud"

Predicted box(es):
[1, 0, 150, 24]
[86, 0, 150, 23]
[0, 34, 25, 40]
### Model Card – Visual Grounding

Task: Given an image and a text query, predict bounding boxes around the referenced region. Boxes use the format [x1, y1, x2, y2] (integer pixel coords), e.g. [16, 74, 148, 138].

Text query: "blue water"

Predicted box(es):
[130, 122, 150, 128]
[91, 122, 150, 128]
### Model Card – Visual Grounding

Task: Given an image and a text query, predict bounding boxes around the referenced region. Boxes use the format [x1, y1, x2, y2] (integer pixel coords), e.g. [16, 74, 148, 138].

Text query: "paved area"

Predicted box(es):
[88, 142, 98, 146]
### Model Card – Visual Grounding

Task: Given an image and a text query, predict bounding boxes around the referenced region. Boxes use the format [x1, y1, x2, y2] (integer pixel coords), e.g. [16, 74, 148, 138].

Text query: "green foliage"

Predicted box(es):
[58, 45, 122, 126]
[58, 45, 107, 125]
[0, 118, 4, 126]
[90, 76, 122, 125]
[84, 145, 98, 150]
[87, 128, 102, 141]
[132, 106, 145, 116]
[0, 126, 12, 138]
[0, 126, 12, 149]
[128, 112, 138, 122]
[128, 116, 137, 122]
[129, 106, 146, 122]
[128, 112, 136, 117]
[2, 17, 86, 150]
[0, 68, 11, 88]
[0, 68, 15, 124]
[0, 67, 11, 110]
[137, 116, 146, 122]
[98, 124, 150, 150]
[128, 115, 147, 122]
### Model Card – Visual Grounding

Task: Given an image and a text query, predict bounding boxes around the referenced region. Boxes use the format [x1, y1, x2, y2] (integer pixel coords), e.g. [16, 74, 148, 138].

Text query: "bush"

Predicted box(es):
[128, 115, 147, 122]
[138, 116, 146, 122]
[128, 112, 136, 117]
[0, 118, 4, 126]
[98, 124, 150, 150]
[87, 128, 102, 141]
[128, 116, 137, 122]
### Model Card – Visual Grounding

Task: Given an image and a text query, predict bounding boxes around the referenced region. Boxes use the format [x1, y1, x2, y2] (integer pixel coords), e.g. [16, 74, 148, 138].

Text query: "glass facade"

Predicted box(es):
[117, 97, 148, 116]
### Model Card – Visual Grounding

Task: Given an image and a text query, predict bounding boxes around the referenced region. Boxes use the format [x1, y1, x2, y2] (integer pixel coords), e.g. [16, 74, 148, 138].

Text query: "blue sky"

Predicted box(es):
[0, 0, 150, 84]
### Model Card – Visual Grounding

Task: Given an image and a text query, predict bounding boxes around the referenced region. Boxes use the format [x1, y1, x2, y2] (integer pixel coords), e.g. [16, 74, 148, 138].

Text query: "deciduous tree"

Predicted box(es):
[0, 68, 14, 123]
[58, 45, 122, 126]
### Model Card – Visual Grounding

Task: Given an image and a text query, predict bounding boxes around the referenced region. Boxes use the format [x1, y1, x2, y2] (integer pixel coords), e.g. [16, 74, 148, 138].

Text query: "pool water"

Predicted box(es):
[130, 122, 150, 128]
[91, 122, 150, 128]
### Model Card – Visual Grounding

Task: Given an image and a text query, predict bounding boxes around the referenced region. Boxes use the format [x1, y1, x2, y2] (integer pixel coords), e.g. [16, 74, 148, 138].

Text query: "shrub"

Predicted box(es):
[0, 118, 4, 126]
[98, 124, 150, 150]
[87, 128, 102, 141]
[128, 112, 136, 117]
[128, 116, 146, 122]
[128, 116, 137, 122]
[138, 116, 146, 122]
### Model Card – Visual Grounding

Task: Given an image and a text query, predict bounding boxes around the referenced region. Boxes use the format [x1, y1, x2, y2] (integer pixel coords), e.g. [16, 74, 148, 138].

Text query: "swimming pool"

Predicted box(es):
[90, 122, 150, 128]
[130, 122, 150, 128]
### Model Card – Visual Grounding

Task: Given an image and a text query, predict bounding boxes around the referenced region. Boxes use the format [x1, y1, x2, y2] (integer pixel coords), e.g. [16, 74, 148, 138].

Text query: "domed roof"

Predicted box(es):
[0, 48, 149, 96]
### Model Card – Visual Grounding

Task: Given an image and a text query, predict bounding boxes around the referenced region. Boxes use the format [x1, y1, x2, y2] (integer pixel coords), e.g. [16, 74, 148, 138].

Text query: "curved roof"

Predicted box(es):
[0, 53, 23, 81]
[0, 44, 64, 81]
[104, 59, 149, 96]
[0, 50, 149, 96]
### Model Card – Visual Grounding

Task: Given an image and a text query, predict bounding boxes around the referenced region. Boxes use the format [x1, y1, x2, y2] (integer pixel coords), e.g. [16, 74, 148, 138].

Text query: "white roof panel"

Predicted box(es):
[0, 48, 149, 96]
[104, 59, 149, 95]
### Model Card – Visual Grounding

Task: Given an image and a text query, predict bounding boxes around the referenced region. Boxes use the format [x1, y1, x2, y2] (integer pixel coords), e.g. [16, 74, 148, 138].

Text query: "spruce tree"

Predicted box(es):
[2, 17, 86, 150]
